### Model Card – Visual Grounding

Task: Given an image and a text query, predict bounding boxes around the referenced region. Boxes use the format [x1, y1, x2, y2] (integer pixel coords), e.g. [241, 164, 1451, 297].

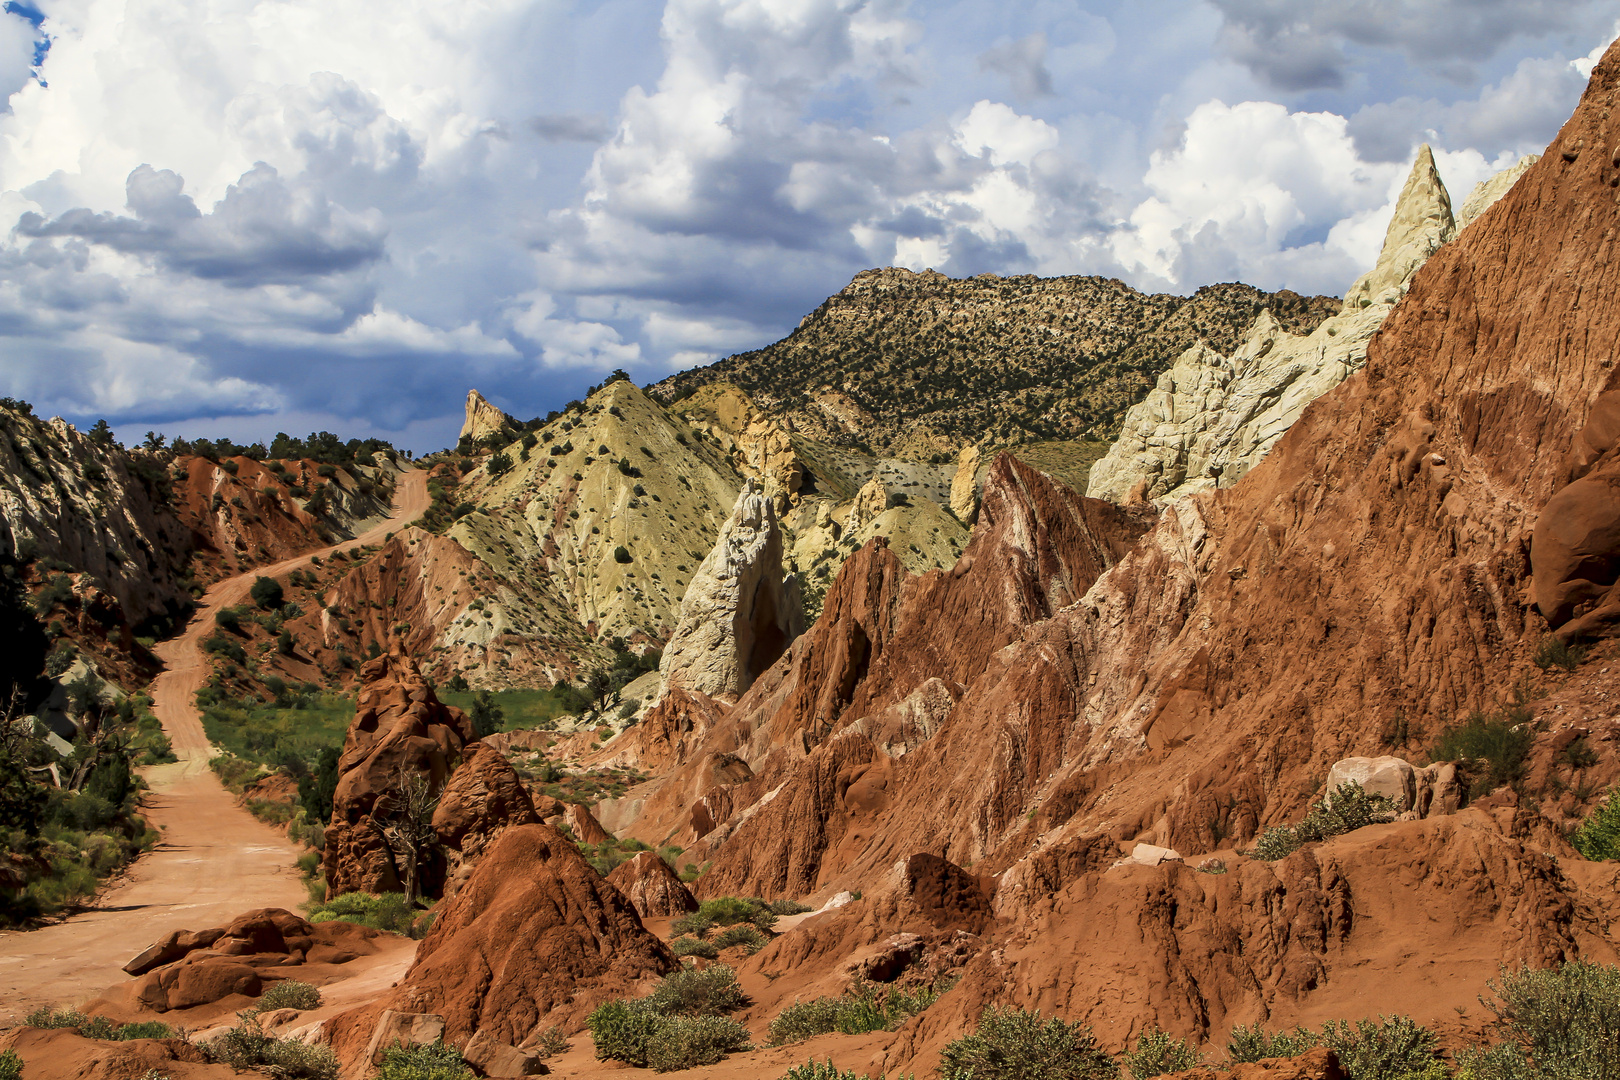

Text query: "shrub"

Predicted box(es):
[588, 998, 665, 1066]
[1429, 708, 1534, 798]
[694, 896, 777, 931]
[1571, 789, 1620, 861]
[780, 1060, 871, 1080]
[115, 1021, 176, 1040]
[646, 964, 750, 1017]
[614, 546, 632, 564]
[1319, 1015, 1439, 1080]
[769, 899, 814, 915]
[486, 452, 513, 477]
[940, 1006, 1118, 1080]
[24, 1006, 90, 1029]
[535, 1027, 570, 1058]
[1226, 1023, 1319, 1063]
[255, 980, 322, 1012]
[645, 1015, 751, 1072]
[1471, 960, 1620, 1079]
[713, 924, 769, 954]
[670, 912, 714, 938]
[0, 1050, 19, 1080]
[77, 1016, 119, 1040]
[376, 1040, 475, 1080]
[671, 936, 719, 960]
[1534, 636, 1588, 671]
[249, 576, 285, 610]
[770, 979, 956, 1045]
[1247, 783, 1397, 862]
[1123, 1026, 1199, 1079]
[205, 1014, 335, 1078]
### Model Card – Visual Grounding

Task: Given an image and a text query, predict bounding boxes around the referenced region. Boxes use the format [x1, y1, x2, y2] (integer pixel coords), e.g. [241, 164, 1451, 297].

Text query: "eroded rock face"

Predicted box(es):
[659, 479, 804, 702]
[605, 851, 699, 918]
[326, 823, 675, 1058]
[1086, 146, 1534, 506]
[847, 478, 888, 532]
[460, 389, 512, 445]
[433, 742, 541, 896]
[322, 654, 476, 898]
[950, 445, 981, 522]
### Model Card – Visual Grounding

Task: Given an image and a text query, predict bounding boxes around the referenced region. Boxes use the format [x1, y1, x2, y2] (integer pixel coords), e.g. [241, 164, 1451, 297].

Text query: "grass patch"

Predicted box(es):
[438, 687, 578, 732]
[308, 892, 434, 939]
[201, 693, 354, 769]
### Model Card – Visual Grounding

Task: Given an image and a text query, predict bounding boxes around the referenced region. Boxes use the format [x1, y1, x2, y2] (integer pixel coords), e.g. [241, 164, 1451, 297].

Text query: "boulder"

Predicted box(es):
[463, 1029, 545, 1077]
[658, 479, 804, 702]
[1124, 843, 1184, 868]
[606, 851, 699, 918]
[1324, 756, 1417, 811]
[365, 1010, 445, 1065]
[563, 802, 611, 845]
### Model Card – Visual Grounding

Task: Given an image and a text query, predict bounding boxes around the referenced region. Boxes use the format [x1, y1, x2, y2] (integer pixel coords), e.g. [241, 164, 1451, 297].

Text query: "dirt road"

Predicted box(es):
[0, 468, 430, 1022]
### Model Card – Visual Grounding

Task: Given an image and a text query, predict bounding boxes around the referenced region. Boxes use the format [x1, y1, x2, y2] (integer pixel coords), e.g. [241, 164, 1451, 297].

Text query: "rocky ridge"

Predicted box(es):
[1086, 146, 1533, 505]
[651, 275, 1340, 453]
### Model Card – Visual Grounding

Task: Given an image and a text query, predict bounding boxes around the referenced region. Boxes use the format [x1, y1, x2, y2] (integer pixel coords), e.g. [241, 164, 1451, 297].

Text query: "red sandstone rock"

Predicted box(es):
[433, 741, 541, 895]
[563, 801, 611, 845]
[605, 851, 698, 917]
[325, 823, 675, 1062]
[322, 653, 475, 897]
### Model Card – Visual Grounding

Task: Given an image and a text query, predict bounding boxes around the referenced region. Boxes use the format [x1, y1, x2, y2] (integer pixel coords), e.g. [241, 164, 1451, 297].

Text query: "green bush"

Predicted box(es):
[1248, 782, 1398, 862]
[646, 964, 750, 1017]
[1469, 960, 1620, 1079]
[77, 1016, 118, 1040]
[940, 1007, 1118, 1080]
[771, 979, 956, 1045]
[114, 1021, 176, 1040]
[0, 1049, 20, 1080]
[24, 1006, 89, 1029]
[588, 998, 666, 1066]
[1123, 1026, 1200, 1078]
[713, 924, 769, 954]
[670, 912, 714, 938]
[614, 546, 632, 564]
[249, 576, 285, 610]
[1226, 1022, 1319, 1063]
[589, 965, 754, 1070]
[376, 1040, 475, 1080]
[204, 1014, 339, 1079]
[1319, 1016, 1439, 1080]
[670, 936, 719, 960]
[1571, 790, 1620, 861]
[646, 1015, 751, 1072]
[779, 1060, 868, 1080]
[255, 980, 322, 1012]
[1429, 708, 1535, 799]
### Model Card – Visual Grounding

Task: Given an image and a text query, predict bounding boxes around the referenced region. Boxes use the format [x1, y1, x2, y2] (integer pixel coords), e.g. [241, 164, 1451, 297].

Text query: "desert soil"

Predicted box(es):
[0, 469, 430, 1024]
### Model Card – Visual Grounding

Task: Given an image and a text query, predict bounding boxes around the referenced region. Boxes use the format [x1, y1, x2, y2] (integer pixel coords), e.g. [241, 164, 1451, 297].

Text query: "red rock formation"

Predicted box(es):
[618, 43, 1620, 1061]
[432, 741, 541, 895]
[605, 851, 698, 918]
[325, 823, 675, 1061]
[322, 654, 475, 897]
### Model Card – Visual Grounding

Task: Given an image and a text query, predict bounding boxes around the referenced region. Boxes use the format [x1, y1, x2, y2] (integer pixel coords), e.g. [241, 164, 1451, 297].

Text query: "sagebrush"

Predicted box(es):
[939, 1006, 1117, 1080]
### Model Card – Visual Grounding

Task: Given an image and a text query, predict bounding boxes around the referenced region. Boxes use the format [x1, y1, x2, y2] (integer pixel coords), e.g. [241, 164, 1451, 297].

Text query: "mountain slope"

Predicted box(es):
[650, 272, 1339, 453]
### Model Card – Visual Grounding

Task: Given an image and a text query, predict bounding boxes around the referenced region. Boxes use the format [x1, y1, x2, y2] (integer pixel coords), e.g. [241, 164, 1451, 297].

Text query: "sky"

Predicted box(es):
[0, 0, 1613, 452]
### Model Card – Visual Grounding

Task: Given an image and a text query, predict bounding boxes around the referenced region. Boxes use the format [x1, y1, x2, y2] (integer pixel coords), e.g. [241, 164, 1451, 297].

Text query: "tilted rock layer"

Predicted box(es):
[1087, 146, 1534, 505]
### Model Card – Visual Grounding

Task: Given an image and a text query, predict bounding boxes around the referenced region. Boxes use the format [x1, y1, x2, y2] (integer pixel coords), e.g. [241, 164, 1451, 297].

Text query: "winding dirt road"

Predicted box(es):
[0, 469, 429, 1022]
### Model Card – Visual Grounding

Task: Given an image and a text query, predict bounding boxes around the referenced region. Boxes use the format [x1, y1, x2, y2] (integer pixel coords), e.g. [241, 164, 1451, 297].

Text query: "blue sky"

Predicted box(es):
[0, 0, 1612, 452]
